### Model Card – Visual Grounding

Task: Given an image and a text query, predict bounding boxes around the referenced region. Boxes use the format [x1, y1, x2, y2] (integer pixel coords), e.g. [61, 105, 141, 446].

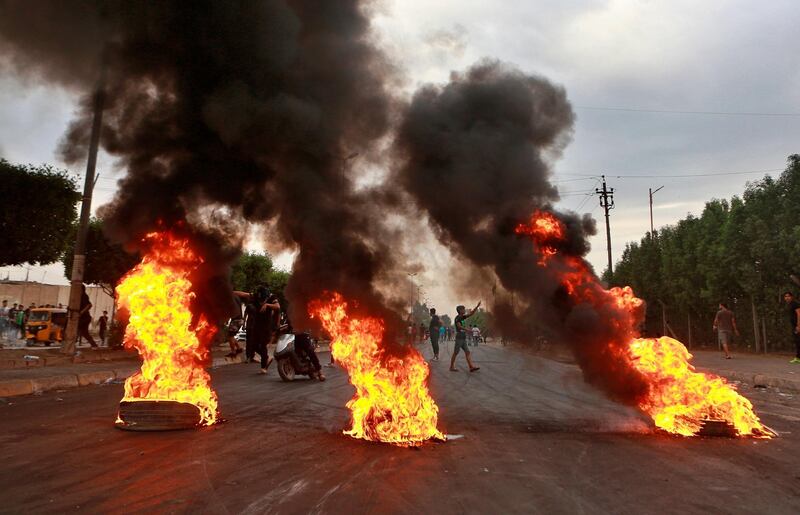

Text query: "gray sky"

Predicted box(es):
[2, 0, 799, 310]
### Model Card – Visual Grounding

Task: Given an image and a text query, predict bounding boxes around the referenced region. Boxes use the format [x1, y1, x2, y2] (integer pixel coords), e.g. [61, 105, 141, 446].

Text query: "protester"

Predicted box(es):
[235, 287, 280, 374]
[0, 300, 9, 340]
[783, 292, 800, 364]
[428, 308, 442, 361]
[97, 310, 109, 346]
[77, 285, 98, 348]
[15, 306, 25, 339]
[438, 324, 446, 345]
[712, 302, 738, 359]
[450, 301, 481, 372]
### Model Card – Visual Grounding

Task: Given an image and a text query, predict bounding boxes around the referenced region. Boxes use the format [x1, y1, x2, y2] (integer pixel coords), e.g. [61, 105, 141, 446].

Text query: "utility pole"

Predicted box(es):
[649, 185, 664, 234]
[596, 175, 615, 275]
[63, 74, 106, 355]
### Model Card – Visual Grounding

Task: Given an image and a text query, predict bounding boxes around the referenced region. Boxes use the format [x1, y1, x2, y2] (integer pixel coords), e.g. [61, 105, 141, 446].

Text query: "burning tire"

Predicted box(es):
[277, 358, 295, 382]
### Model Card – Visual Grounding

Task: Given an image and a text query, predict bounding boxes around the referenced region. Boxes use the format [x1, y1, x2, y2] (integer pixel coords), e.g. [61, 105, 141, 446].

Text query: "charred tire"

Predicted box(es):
[277, 358, 295, 382]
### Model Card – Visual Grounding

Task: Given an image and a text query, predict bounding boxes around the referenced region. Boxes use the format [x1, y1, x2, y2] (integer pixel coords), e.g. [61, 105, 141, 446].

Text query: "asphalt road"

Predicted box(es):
[1, 343, 798, 514]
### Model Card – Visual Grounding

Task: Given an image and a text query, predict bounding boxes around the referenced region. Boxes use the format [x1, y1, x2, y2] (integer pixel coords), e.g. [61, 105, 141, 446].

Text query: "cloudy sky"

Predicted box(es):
[1, 0, 799, 308]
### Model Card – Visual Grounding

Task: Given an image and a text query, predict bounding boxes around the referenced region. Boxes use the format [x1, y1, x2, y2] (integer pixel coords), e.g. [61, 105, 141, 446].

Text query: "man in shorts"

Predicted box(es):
[450, 301, 481, 372]
[712, 302, 738, 359]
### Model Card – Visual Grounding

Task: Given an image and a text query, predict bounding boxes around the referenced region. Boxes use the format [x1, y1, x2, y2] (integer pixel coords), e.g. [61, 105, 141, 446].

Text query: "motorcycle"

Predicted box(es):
[274, 332, 319, 381]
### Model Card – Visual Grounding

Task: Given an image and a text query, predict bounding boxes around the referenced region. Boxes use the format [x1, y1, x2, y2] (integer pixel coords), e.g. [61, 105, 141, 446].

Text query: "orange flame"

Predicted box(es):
[515, 210, 564, 264]
[309, 292, 444, 445]
[629, 336, 767, 436]
[115, 231, 218, 425]
[518, 212, 771, 437]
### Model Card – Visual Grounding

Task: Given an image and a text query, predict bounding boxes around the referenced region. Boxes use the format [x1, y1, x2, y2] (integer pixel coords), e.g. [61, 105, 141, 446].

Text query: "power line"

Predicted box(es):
[556, 168, 783, 179]
[575, 106, 800, 117]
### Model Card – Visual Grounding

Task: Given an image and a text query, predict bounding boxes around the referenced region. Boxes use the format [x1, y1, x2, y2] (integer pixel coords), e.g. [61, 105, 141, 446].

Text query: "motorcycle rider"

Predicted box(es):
[279, 309, 325, 381]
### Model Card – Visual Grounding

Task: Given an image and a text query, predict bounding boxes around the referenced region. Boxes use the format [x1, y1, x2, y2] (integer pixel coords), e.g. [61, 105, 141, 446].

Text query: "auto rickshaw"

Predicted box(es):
[25, 308, 68, 346]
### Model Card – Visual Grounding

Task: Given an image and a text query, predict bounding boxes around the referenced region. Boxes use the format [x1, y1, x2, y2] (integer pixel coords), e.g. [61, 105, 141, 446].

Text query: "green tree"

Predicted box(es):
[610, 154, 800, 351]
[0, 159, 79, 266]
[62, 218, 139, 295]
[230, 252, 290, 298]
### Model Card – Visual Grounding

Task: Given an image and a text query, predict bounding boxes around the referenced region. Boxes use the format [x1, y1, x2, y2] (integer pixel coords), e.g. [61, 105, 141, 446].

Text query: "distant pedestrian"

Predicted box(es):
[78, 285, 97, 348]
[783, 292, 800, 364]
[0, 300, 9, 340]
[98, 310, 109, 346]
[428, 308, 442, 361]
[472, 325, 482, 345]
[450, 301, 481, 373]
[438, 324, 445, 343]
[712, 302, 738, 359]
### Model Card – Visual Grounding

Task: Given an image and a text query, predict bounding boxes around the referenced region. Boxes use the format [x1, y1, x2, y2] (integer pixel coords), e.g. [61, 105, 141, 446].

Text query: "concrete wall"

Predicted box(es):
[0, 281, 115, 321]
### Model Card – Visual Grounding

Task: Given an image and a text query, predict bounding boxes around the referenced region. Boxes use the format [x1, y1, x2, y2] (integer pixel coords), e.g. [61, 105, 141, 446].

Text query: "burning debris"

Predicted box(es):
[310, 293, 444, 445]
[115, 231, 218, 428]
[515, 213, 773, 438]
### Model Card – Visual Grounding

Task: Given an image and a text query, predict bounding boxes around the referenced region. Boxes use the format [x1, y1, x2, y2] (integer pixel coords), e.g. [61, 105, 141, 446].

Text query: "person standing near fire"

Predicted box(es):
[97, 310, 109, 346]
[450, 301, 481, 372]
[783, 292, 800, 364]
[712, 302, 738, 359]
[428, 307, 441, 360]
[78, 284, 98, 348]
[235, 287, 280, 374]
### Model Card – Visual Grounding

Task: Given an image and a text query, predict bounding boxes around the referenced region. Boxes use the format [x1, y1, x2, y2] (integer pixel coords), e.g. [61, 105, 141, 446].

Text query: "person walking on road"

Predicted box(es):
[428, 308, 442, 361]
[97, 310, 109, 346]
[712, 302, 738, 359]
[235, 287, 280, 374]
[450, 301, 481, 372]
[78, 285, 98, 348]
[783, 292, 800, 364]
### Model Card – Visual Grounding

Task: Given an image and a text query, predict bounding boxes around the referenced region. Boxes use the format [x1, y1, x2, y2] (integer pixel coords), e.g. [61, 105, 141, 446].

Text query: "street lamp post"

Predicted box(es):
[649, 185, 664, 234]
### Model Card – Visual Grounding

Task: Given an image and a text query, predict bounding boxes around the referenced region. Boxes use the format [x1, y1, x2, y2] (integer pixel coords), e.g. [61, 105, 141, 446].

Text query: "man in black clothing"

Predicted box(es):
[783, 292, 800, 364]
[428, 308, 441, 361]
[235, 287, 280, 374]
[78, 285, 97, 348]
[450, 301, 481, 372]
[98, 311, 109, 346]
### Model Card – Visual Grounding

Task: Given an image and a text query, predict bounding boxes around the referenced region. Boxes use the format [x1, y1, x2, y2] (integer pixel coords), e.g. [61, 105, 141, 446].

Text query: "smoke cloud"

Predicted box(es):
[393, 59, 649, 405]
[0, 0, 410, 332]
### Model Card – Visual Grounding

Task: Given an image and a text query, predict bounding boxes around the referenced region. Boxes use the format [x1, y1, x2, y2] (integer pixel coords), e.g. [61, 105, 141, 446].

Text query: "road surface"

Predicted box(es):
[1, 343, 798, 514]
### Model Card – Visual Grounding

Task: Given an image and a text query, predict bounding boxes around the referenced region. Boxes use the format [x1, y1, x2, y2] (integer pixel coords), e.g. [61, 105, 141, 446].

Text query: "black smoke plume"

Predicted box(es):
[0, 0, 408, 333]
[394, 60, 649, 405]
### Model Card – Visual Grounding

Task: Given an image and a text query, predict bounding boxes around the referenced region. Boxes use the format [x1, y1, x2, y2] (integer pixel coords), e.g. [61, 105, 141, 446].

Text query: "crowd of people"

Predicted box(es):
[0, 284, 109, 347]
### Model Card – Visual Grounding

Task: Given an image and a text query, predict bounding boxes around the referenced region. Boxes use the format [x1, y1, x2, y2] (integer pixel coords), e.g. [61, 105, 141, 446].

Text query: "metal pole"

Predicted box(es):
[751, 297, 760, 353]
[63, 77, 106, 355]
[649, 185, 664, 234]
[687, 312, 692, 349]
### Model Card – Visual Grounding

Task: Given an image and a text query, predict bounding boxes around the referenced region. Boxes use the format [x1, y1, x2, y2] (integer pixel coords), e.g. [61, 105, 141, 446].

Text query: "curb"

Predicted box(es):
[712, 369, 800, 393]
[0, 356, 240, 399]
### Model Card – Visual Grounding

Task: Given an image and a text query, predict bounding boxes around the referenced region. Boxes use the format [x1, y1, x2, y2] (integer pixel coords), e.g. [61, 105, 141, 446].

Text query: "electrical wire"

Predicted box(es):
[575, 106, 800, 117]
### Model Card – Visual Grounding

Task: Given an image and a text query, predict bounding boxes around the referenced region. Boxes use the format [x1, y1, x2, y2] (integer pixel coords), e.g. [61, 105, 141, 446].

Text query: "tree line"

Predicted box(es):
[1, 158, 289, 302]
[608, 154, 800, 352]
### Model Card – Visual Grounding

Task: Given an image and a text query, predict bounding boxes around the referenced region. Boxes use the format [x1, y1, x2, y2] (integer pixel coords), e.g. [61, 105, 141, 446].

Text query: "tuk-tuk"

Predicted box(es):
[25, 308, 68, 346]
